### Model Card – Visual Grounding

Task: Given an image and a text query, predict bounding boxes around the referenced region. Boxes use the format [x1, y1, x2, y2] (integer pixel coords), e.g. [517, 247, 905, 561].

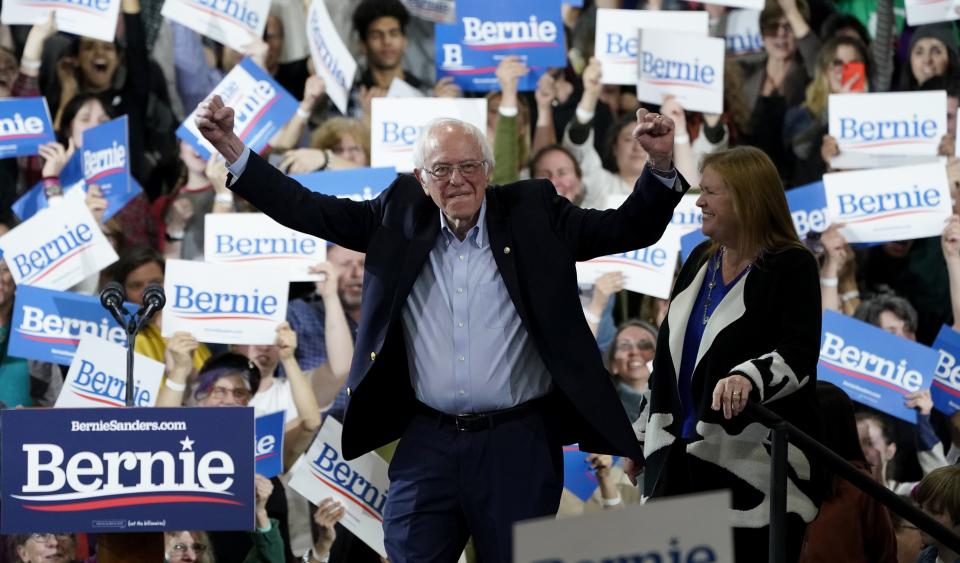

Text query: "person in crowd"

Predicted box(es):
[633, 146, 822, 562]
[162, 476, 283, 563]
[787, 36, 871, 186]
[818, 222, 862, 315]
[9, 533, 81, 563]
[915, 464, 960, 563]
[738, 0, 820, 176]
[196, 87, 684, 560]
[899, 23, 959, 91]
[529, 144, 584, 205]
[818, 2, 895, 92]
[489, 55, 532, 184]
[564, 57, 652, 209]
[0, 212, 27, 409]
[607, 320, 658, 424]
[798, 381, 897, 562]
[275, 115, 370, 175]
[891, 496, 926, 563]
[918, 76, 960, 157]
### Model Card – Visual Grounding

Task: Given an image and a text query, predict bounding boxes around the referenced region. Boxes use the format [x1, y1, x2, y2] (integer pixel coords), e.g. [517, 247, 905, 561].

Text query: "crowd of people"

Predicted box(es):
[1, 0, 960, 561]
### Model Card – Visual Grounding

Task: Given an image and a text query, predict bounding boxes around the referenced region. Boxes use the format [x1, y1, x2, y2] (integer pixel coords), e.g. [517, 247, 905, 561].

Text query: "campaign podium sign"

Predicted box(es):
[514, 490, 733, 562]
[162, 259, 289, 345]
[818, 310, 937, 423]
[823, 162, 952, 244]
[0, 407, 255, 533]
[177, 58, 298, 160]
[255, 411, 285, 478]
[291, 166, 396, 200]
[435, 0, 567, 92]
[288, 418, 388, 557]
[932, 324, 960, 415]
[1, 0, 122, 42]
[161, 0, 270, 52]
[0, 192, 118, 290]
[0, 97, 55, 159]
[8, 285, 134, 365]
[204, 213, 327, 282]
[787, 181, 828, 239]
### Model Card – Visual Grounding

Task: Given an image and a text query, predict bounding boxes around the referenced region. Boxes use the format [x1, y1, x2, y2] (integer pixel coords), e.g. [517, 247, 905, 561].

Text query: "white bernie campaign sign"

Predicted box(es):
[55, 335, 164, 408]
[204, 213, 326, 282]
[387, 77, 424, 98]
[906, 0, 958, 25]
[725, 9, 763, 56]
[1, 0, 122, 42]
[595, 9, 709, 85]
[161, 0, 270, 52]
[514, 490, 733, 562]
[371, 97, 487, 172]
[288, 418, 389, 558]
[577, 234, 679, 300]
[824, 162, 952, 244]
[637, 29, 725, 115]
[162, 259, 289, 345]
[706, 0, 763, 11]
[306, 0, 357, 115]
[400, 0, 455, 23]
[828, 91, 947, 169]
[0, 190, 117, 291]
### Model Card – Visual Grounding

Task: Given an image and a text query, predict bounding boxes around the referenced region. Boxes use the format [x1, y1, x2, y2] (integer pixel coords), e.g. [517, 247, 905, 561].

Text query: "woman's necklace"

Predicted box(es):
[702, 246, 753, 326]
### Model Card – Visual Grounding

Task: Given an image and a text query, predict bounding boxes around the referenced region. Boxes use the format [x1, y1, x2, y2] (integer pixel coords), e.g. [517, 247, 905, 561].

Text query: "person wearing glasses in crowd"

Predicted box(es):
[10, 533, 78, 563]
[195, 89, 686, 560]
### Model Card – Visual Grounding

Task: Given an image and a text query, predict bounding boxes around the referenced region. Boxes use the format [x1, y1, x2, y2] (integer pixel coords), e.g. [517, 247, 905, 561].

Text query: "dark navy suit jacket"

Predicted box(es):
[230, 152, 687, 460]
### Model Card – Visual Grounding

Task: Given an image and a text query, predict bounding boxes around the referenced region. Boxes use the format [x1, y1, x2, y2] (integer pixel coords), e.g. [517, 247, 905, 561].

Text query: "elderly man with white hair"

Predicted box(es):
[195, 95, 688, 562]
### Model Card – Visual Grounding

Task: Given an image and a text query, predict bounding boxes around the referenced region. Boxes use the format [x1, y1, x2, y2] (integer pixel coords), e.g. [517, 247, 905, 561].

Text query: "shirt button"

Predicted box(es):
[504, 246, 511, 254]
[370, 352, 376, 361]
[346, 387, 352, 397]
[459, 389, 465, 395]
[458, 355, 465, 362]
[456, 288, 464, 294]
[459, 255, 464, 261]
[458, 321, 464, 328]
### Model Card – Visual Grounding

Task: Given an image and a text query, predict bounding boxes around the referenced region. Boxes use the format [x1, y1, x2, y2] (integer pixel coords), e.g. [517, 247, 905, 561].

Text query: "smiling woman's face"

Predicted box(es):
[77, 38, 118, 91]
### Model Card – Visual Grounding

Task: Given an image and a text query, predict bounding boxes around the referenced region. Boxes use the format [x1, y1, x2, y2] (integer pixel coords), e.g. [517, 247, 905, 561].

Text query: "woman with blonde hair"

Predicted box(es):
[635, 146, 823, 562]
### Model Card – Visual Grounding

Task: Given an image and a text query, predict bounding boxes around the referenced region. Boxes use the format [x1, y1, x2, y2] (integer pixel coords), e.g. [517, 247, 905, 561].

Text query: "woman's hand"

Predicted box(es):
[711, 374, 754, 419]
[39, 140, 74, 179]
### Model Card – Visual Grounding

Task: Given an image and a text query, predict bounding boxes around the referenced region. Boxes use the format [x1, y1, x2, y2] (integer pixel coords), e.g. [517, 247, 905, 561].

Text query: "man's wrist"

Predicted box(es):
[221, 136, 247, 166]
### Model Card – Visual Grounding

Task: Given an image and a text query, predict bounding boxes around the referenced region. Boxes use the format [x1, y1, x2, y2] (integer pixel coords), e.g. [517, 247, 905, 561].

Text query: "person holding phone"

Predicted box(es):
[785, 36, 871, 186]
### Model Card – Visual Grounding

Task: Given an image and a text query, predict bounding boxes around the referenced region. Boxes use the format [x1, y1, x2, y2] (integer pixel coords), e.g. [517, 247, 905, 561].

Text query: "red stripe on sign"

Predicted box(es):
[22, 333, 79, 345]
[72, 391, 123, 407]
[176, 315, 273, 321]
[645, 79, 715, 91]
[467, 42, 558, 50]
[818, 359, 911, 395]
[309, 468, 383, 522]
[843, 139, 932, 149]
[444, 67, 497, 75]
[842, 209, 940, 225]
[239, 96, 280, 139]
[255, 452, 278, 461]
[22, 495, 244, 512]
[27, 243, 95, 284]
[585, 257, 659, 273]
[933, 379, 960, 398]
[86, 168, 124, 183]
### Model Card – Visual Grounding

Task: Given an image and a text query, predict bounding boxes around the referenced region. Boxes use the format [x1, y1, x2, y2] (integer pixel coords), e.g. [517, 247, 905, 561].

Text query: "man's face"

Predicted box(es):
[327, 246, 365, 309]
[414, 125, 490, 228]
[363, 16, 406, 70]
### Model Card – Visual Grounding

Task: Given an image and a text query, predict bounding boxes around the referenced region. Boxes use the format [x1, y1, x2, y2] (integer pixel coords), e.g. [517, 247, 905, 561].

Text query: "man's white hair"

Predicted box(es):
[412, 118, 495, 170]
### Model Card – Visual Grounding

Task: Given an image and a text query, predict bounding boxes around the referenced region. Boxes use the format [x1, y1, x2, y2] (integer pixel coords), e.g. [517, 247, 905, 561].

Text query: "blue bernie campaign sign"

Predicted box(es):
[0, 97, 55, 159]
[562, 445, 618, 502]
[83, 116, 139, 221]
[435, 0, 567, 92]
[786, 181, 828, 240]
[819, 310, 936, 423]
[255, 411, 285, 478]
[931, 324, 960, 415]
[680, 229, 708, 265]
[9, 285, 136, 365]
[1, 407, 254, 533]
[291, 166, 397, 201]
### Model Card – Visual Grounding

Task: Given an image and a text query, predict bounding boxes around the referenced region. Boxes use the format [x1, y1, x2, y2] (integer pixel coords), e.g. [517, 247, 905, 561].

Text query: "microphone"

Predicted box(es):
[100, 282, 127, 328]
[138, 283, 166, 326]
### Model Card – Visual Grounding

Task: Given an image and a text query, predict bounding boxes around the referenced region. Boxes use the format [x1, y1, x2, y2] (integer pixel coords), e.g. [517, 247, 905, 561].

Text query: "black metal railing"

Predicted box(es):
[744, 401, 960, 562]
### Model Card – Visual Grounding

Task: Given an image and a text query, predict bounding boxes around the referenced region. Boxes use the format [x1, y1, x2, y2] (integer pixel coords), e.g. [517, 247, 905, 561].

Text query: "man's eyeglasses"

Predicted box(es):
[425, 160, 488, 179]
[614, 340, 655, 353]
[171, 543, 208, 554]
[28, 533, 57, 543]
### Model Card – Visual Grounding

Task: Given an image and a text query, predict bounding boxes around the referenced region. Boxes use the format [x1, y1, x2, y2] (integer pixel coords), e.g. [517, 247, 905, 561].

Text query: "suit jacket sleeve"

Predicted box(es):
[544, 167, 687, 261]
[227, 151, 386, 252]
[730, 248, 822, 404]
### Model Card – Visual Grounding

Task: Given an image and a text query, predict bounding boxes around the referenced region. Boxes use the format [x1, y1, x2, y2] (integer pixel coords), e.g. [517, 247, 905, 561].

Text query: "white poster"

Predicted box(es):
[725, 9, 763, 56]
[829, 91, 947, 169]
[1, 0, 121, 42]
[823, 162, 952, 243]
[0, 191, 118, 291]
[708, 0, 763, 10]
[595, 9, 709, 85]
[204, 213, 326, 281]
[55, 335, 164, 408]
[387, 77, 424, 98]
[906, 0, 958, 25]
[637, 29, 725, 114]
[288, 418, 388, 558]
[514, 491, 733, 562]
[161, 0, 270, 52]
[577, 234, 680, 299]
[162, 259, 289, 344]
[306, 0, 357, 115]
[370, 97, 487, 172]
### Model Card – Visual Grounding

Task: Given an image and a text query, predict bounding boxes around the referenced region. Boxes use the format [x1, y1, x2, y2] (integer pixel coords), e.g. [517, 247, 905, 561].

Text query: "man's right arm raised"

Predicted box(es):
[194, 96, 381, 252]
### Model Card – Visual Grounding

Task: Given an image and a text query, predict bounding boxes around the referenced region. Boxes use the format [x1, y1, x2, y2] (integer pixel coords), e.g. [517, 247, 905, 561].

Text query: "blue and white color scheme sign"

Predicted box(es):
[829, 91, 946, 160]
[255, 411, 285, 478]
[288, 418, 388, 558]
[161, 0, 269, 52]
[786, 181, 828, 239]
[576, 235, 679, 300]
[177, 58, 298, 160]
[0, 97, 55, 159]
[1, 0, 122, 42]
[55, 335, 164, 408]
[83, 116, 138, 221]
[931, 324, 960, 415]
[819, 310, 936, 423]
[0, 406, 254, 532]
[204, 213, 326, 281]
[8, 285, 133, 365]
[291, 166, 395, 200]
[306, 0, 357, 114]
[435, 0, 567, 92]
[637, 29, 725, 114]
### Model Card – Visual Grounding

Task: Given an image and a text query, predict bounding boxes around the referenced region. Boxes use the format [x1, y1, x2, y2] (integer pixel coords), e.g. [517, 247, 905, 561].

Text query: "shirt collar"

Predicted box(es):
[439, 197, 488, 249]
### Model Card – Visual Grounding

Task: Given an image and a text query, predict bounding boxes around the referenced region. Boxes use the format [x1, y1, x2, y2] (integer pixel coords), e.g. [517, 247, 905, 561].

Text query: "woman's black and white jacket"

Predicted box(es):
[635, 243, 824, 528]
